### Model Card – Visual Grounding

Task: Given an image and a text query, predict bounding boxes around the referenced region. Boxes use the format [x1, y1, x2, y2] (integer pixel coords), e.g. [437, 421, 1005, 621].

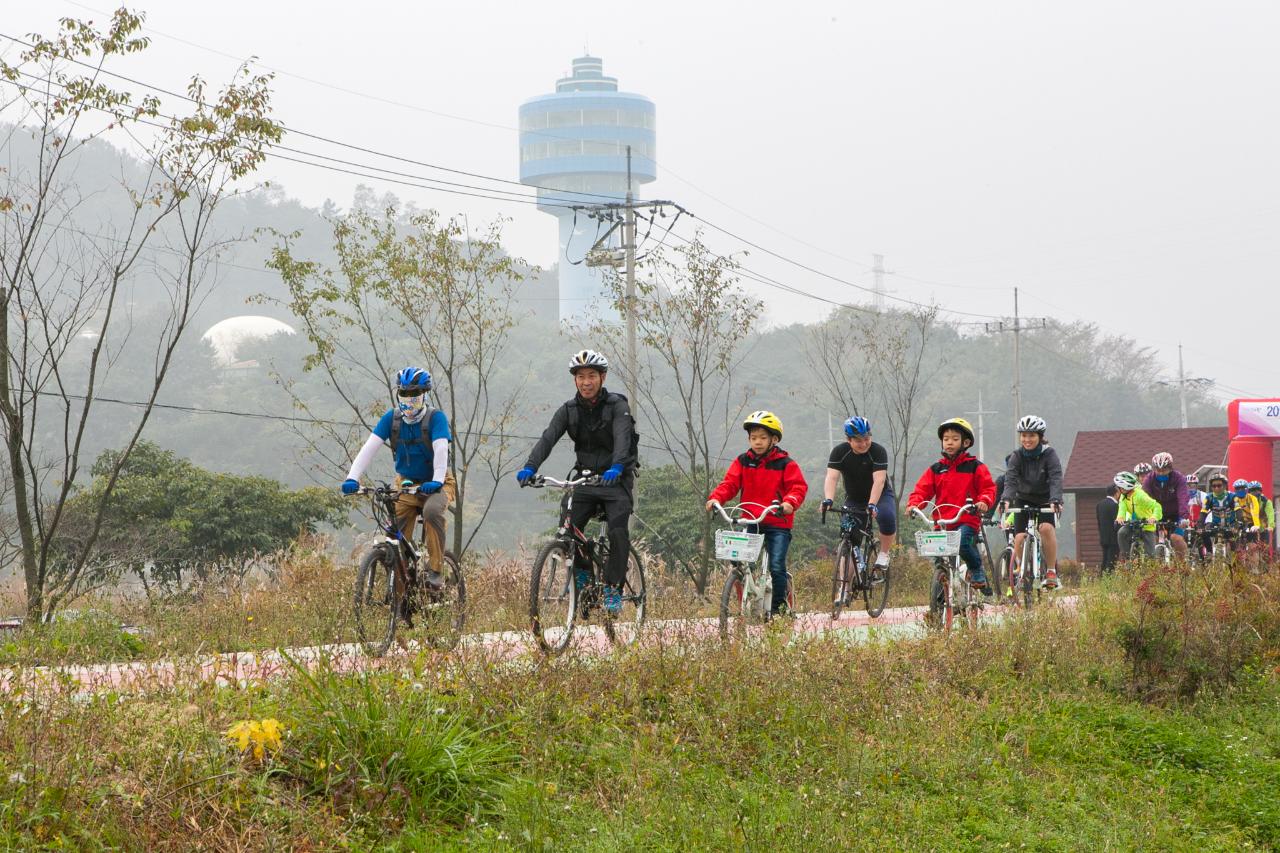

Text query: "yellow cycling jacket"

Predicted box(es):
[1118, 486, 1163, 532]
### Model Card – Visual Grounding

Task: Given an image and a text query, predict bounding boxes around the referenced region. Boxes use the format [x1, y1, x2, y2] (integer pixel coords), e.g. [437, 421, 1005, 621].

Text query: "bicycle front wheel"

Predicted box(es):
[354, 546, 399, 657]
[862, 538, 889, 619]
[530, 540, 576, 656]
[603, 547, 646, 647]
[408, 551, 466, 651]
[831, 540, 853, 620]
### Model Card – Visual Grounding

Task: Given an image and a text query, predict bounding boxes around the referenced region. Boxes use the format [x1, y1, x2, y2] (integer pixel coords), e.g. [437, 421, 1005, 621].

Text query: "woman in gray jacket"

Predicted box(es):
[999, 415, 1064, 589]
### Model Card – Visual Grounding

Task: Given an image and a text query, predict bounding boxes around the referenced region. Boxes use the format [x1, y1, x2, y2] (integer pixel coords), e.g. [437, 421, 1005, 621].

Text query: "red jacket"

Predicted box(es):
[907, 451, 996, 531]
[708, 447, 808, 529]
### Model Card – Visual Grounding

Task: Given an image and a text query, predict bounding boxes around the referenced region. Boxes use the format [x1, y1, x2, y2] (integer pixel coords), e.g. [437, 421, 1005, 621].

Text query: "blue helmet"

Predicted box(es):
[1249, 480, 1263, 490]
[395, 366, 432, 392]
[843, 416, 872, 438]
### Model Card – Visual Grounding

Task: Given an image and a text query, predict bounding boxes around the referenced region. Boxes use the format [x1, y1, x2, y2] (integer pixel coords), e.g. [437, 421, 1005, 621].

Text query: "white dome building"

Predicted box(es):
[201, 315, 296, 367]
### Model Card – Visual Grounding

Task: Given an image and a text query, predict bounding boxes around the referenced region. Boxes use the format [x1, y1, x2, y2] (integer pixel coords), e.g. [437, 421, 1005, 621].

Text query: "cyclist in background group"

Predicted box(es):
[1200, 474, 1235, 554]
[1142, 452, 1189, 560]
[999, 415, 1064, 589]
[1114, 470, 1162, 559]
[1231, 479, 1263, 546]
[822, 415, 895, 576]
[1248, 481, 1274, 547]
[1186, 474, 1204, 524]
[1133, 461, 1153, 479]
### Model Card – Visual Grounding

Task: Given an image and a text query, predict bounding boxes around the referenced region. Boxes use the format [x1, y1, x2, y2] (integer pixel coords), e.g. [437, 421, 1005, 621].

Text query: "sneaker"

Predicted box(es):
[1043, 568, 1059, 589]
[969, 572, 988, 590]
[874, 552, 890, 568]
[869, 565, 886, 586]
[574, 569, 591, 592]
[603, 585, 622, 615]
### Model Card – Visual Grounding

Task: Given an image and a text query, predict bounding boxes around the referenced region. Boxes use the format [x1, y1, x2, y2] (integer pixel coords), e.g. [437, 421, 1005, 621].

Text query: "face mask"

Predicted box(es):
[1155, 474, 1169, 484]
[398, 393, 428, 423]
[1234, 488, 1247, 498]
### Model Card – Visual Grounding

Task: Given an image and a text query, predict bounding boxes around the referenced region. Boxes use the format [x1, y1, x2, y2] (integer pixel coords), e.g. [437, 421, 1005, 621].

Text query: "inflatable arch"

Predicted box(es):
[1227, 399, 1280, 488]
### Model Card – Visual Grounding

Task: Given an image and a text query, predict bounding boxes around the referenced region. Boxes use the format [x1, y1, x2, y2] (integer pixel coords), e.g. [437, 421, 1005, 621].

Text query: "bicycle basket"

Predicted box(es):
[915, 529, 962, 557]
[715, 529, 765, 561]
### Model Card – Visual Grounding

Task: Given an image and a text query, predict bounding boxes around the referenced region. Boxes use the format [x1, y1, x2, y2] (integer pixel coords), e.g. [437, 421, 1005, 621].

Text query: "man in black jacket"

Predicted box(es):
[516, 349, 636, 614]
[1000, 415, 1065, 589]
[1096, 485, 1120, 573]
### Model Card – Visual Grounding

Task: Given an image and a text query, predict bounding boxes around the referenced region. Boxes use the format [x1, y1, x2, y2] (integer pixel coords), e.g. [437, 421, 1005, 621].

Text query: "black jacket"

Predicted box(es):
[1096, 495, 1119, 546]
[525, 389, 636, 476]
[1001, 445, 1064, 506]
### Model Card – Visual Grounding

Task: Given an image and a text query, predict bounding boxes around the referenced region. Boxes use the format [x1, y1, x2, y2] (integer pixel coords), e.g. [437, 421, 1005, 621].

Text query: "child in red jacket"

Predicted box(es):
[906, 417, 996, 594]
[706, 410, 808, 616]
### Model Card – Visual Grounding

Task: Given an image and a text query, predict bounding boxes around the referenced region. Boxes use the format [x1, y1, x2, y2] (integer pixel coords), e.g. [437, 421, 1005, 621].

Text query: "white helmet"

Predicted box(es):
[568, 349, 609, 374]
[1152, 452, 1173, 470]
[1016, 414, 1047, 434]
[1114, 471, 1139, 491]
[1133, 462, 1152, 476]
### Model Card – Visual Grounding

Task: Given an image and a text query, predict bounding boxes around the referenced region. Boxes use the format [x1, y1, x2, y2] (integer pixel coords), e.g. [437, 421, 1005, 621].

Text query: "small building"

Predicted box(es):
[1063, 426, 1280, 565]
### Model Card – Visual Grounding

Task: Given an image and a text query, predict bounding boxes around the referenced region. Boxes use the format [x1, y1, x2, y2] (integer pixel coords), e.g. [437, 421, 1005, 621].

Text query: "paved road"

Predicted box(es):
[0, 596, 1075, 698]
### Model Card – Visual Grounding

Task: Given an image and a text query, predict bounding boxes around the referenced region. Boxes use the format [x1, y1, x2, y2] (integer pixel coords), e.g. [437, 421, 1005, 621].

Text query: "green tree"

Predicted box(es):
[57, 441, 345, 596]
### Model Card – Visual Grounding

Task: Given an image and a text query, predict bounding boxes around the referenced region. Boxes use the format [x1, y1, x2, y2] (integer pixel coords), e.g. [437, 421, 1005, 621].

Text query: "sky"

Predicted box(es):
[4, 0, 1277, 404]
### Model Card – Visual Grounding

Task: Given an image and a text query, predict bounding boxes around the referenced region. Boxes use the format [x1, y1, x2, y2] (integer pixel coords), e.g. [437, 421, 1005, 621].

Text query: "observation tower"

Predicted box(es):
[518, 56, 656, 322]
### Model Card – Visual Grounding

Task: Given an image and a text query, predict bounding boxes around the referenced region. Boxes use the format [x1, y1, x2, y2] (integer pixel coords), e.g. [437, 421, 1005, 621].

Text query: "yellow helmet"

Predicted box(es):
[743, 410, 783, 439]
[937, 417, 975, 446]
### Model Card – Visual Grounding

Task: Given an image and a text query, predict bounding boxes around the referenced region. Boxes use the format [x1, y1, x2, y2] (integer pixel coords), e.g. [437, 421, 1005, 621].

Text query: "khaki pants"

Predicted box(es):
[393, 472, 456, 572]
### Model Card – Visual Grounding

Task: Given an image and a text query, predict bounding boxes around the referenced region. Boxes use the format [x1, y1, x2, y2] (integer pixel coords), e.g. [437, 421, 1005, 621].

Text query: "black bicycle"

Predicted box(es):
[522, 472, 646, 656]
[350, 483, 466, 657]
[821, 503, 889, 620]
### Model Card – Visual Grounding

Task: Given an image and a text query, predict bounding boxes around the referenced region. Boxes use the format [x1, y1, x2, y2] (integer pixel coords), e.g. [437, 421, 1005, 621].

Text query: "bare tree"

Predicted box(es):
[590, 234, 762, 592]
[265, 206, 528, 559]
[0, 10, 280, 618]
[800, 304, 881, 423]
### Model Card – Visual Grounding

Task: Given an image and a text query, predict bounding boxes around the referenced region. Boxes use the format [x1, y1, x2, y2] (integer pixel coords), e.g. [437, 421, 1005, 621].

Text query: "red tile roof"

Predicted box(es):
[1063, 427, 1235, 491]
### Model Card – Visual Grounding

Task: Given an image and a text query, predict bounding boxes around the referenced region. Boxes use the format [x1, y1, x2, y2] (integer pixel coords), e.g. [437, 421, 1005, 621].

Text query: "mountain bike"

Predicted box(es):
[821, 503, 889, 620]
[522, 472, 646, 656]
[1002, 505, 1060, 608]
[351, 483, 466, 657]
[911, 502, 990, 631]
[711, 501, 794, 638]
[1119, 519, 1152, 562]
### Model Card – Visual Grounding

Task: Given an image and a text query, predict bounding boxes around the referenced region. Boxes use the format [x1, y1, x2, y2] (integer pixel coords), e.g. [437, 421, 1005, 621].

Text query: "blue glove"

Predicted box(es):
[340, 478, 360, 495]
[419, 480, 442, 495]
[820, 498, 834, 509]
[601, 464, 625, 485]
[516, 466, 536, 485]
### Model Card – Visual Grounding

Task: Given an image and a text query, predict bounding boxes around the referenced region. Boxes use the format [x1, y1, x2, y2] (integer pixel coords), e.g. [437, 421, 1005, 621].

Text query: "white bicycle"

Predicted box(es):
[912, 502, 990, 631]
[710, 501, 793, 638]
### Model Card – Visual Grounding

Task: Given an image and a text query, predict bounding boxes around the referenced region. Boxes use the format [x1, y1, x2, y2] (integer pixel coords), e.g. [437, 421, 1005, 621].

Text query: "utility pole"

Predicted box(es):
[983, 287, 1047, 426]
[624, 145, 638, 416]
[1157, 343, 1211, 428]
[965, 390, 998, 463]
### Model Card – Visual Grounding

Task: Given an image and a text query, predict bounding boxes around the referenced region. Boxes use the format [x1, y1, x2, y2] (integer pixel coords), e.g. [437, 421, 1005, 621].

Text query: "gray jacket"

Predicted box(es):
[1001, 445, 1063, 506]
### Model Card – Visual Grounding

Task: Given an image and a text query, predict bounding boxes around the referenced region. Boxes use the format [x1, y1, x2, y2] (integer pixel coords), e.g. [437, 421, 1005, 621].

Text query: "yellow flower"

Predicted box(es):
[225, 718, 284, 762]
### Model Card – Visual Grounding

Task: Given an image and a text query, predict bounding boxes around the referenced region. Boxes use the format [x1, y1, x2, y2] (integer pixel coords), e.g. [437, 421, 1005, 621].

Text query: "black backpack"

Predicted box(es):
[389, 408, 439, 455]
[565, 392, 641, 470]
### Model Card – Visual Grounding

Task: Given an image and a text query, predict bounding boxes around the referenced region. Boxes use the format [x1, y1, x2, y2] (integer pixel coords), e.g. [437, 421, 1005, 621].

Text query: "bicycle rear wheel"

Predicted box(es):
[407, 551, 466, 651]
[530, 540, 576, 656]
[862, 537, 889, 618]
[603, 547, 646, 647]
[354, 546, 399, 657]
[831, 540, 853, 620]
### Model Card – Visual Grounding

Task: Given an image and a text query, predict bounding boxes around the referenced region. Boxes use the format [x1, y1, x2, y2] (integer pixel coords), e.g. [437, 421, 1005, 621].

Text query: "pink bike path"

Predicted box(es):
[0, 596, 1076, 699]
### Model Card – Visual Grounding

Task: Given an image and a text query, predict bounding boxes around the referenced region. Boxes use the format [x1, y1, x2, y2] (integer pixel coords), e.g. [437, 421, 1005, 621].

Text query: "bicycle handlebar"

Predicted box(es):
[820, 503, 873, 526]
[520, 472, 604, 489]
[709, 500, 781, 526]
[910, 502, 976, 526]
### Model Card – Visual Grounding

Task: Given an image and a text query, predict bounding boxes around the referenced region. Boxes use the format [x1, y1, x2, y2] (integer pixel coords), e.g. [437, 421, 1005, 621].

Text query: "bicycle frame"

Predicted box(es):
[1005, 505, 1056, 603]
[821, 503, 879, 613]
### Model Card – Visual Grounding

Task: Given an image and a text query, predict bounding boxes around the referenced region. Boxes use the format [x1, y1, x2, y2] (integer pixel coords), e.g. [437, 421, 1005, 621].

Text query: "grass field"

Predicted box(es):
[1, 558, 1277, 850]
